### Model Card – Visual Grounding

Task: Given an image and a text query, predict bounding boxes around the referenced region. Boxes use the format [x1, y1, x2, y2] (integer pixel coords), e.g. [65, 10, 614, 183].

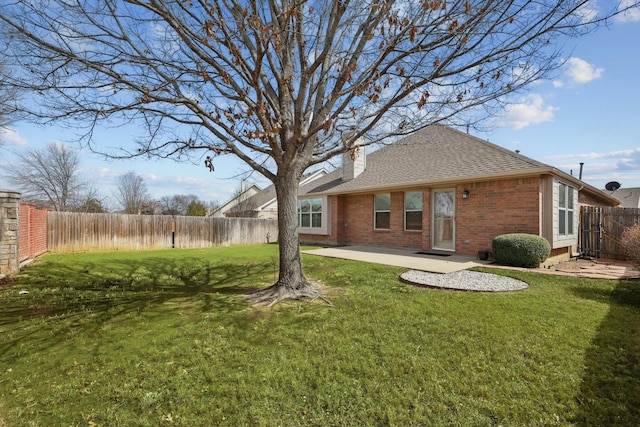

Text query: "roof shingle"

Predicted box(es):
[301, 125, 550, 195]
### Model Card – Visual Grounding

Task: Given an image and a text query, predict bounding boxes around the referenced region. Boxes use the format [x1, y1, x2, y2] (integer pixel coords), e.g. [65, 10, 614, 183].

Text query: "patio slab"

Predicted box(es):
[302, 245, 492, 273]
[303, 245, 640, 282]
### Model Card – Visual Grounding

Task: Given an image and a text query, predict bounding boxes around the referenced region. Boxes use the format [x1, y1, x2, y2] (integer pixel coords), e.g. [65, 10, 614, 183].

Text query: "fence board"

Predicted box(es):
[580, 206, 640, 259]
[48, 212, 278, 252]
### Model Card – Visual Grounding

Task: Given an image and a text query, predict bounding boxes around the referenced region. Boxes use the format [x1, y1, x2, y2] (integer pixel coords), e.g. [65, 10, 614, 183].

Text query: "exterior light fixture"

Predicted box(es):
[462, 189, 470, 199]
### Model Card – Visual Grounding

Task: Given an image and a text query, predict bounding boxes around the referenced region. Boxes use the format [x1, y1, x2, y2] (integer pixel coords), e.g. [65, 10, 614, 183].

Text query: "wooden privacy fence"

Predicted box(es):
[48, 212, 278, 252]
[580, 206, 640, 259]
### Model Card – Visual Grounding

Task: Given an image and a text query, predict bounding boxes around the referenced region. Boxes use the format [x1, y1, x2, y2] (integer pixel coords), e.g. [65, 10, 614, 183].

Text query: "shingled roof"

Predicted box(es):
[299, 125, 616, 205]
[229, 169, 328, 214]
[610, 187, 640, 208]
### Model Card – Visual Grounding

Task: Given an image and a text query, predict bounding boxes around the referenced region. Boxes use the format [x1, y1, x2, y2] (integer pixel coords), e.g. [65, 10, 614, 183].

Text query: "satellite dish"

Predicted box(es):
[605, 181, 621, 192]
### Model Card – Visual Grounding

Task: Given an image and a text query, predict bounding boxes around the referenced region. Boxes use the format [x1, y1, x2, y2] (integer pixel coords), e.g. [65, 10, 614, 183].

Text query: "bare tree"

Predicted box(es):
[0, 60, 21, 132]
[158, 194, 200, 215]
[4, 142, 84, 211]
[0, 1, 636, 303]
[139, 199, 162, 215]
[72, 180, 110, 213]
[114, 171, 151, 214]
[0, 59, 22, 151]
[74, 197, 108, 213]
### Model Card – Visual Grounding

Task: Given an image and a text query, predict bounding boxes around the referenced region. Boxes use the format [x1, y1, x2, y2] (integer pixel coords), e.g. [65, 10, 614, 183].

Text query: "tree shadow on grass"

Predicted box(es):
[0, 254, 277, 357]
[570, 279, 640, 426]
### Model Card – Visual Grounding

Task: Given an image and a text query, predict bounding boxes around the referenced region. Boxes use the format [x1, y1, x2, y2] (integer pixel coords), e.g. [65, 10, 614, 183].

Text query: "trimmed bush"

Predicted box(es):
[492, 233, 551, 268]
[620, 224, 640, 266]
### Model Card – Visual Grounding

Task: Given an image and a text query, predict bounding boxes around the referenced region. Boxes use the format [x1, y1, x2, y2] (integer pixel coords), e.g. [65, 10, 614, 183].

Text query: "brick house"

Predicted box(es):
[214, 170, 328, 219]
[210, 182, 263, 217]
[296, 125, 618, 265]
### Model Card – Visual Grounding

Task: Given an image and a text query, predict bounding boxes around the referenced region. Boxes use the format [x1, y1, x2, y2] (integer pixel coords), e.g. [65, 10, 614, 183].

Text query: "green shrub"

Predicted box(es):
[620, 224, 640, 266]
[492, 233, 551, 268]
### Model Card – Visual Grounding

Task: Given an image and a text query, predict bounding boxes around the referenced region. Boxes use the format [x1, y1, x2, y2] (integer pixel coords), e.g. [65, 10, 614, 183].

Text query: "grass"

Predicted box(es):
[0, 244, 638, 426]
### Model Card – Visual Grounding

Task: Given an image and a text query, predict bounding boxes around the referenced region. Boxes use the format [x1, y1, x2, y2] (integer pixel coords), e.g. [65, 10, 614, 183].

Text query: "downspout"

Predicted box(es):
[576, 185, 585, 258]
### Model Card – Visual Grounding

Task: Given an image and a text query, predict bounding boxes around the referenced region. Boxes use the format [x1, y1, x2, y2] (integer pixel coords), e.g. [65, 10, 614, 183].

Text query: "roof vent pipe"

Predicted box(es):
[579, 162, 584, 180]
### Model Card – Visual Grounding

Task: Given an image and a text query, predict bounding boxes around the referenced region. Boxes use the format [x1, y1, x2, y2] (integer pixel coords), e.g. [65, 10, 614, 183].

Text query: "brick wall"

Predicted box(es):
[301, 191, 423, 250]
[578, 191, 614, 208]
[339, 191, 424, 248]
[301, 177, 544, 257]
[455, 178, 542, 255]
[19, 203, 49, 263]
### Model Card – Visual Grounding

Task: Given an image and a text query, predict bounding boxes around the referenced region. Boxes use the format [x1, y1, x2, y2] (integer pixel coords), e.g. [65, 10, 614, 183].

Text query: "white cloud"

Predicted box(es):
[150, 22, 181, 55]
[576, 2, 599, 23]
[142, 173, 159, 182]
[544, 148, 640, 188]
[78, 166, 121, 179]
[0, 128, 28, 147]
[615, 0, 640, 22]
[546, 148, 640, 162]
[494, 94, 557, 130]
[564, 57, 604, 84]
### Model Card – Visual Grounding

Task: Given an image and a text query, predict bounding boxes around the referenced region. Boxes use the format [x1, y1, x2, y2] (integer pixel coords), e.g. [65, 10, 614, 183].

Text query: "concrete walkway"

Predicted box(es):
[303, 245, 640, 280]
[302, 245, 492, 274]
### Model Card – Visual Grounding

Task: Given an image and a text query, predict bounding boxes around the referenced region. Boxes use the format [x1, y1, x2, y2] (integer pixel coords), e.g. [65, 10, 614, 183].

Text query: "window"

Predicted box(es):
[558, 183, 574, 236]
[298, 198, 323, 229]
[404, 191, 423, 231]
[374, 194, 391, 230]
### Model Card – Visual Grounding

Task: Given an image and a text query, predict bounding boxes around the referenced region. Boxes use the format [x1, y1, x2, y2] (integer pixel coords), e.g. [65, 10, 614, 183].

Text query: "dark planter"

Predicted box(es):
[477, 250, 489, 261]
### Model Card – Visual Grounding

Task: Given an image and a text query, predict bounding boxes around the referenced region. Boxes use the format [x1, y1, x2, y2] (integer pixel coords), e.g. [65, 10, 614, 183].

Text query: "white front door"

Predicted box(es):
[433, 189, 455, 251]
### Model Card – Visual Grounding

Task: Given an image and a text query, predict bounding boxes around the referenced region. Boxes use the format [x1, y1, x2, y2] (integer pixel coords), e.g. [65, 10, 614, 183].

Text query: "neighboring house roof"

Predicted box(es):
[210, 183, 262, 217]
[229, 169, 328, 215]
[300, 125, 619, 206]
[610, 187, 640, 208]
[244, 184, 277, 212]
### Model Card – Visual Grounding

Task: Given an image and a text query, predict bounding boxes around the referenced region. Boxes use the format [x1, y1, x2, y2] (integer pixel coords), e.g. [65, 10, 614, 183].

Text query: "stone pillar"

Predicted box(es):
[0, 190, 21, 277]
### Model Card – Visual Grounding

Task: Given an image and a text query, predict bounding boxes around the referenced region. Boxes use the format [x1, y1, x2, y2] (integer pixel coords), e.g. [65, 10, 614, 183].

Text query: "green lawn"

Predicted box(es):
[0, 245, 638, 426]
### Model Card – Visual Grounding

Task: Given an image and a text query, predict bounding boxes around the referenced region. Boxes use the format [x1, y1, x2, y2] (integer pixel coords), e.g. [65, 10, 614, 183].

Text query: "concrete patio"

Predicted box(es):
[303, 245, 640, 280]
[302, 245, 493, 274]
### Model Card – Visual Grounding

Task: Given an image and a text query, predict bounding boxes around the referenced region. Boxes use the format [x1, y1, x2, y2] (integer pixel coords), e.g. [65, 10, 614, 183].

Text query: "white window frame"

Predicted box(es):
[552, 179, 578, 248]
[404, 191, 423, 231]
[297, 196, 330, 235]
[374, 193, 391, 230]
[558, 182, 575, 236]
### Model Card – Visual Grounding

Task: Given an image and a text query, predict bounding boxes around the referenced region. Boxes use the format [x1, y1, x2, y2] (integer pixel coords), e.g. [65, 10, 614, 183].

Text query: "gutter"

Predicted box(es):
[304, 166, 619, 207]
[305, 167, 554, 197]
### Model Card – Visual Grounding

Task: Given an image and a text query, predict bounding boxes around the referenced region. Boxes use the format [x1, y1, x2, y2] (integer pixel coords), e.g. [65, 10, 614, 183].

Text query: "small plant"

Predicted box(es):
[492, 233, 551, 268]
[620, 224, 640, 266]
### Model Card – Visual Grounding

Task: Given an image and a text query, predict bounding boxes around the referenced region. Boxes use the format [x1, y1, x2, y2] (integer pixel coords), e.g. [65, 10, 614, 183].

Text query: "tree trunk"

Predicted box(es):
[275, 170, 306, 287]
[247, 167, 327, 306]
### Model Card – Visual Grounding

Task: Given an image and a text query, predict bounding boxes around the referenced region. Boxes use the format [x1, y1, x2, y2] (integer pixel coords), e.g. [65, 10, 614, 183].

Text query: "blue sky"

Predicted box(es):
[1, 4, 639, 208]
[479, 8, 640, 190]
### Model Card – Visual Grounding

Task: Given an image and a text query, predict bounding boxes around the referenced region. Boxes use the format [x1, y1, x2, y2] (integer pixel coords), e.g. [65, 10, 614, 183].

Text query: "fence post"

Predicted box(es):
[171, 218, 176, 248]
[0, 190, 22, 277]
